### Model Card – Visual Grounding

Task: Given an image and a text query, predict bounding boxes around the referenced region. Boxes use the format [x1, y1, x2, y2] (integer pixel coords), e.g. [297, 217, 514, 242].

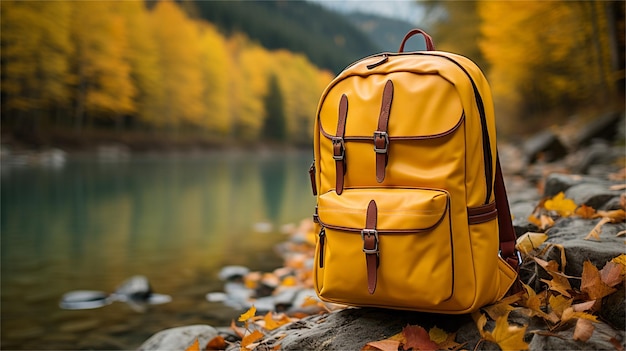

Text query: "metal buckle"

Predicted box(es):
[499, 249, 523, 266]
[361, 229, 379, 254]
[332, 137, 345, 161]
[373, 131, 389, 154]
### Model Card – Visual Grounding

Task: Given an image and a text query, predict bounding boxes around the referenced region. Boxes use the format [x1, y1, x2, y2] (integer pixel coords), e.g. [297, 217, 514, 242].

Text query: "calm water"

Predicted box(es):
[1, 150, 315, 350]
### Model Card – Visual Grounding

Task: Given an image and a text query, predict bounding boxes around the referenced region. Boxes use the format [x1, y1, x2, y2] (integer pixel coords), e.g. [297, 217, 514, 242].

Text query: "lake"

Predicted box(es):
[1, 150, 316, 350]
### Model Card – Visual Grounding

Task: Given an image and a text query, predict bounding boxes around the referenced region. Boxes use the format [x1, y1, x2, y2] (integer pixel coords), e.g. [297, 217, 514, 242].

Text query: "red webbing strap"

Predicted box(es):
[494, 154, 522, 292]
[363, 200, 379, 294]
[334, 95, 348, 194]
[375, 80, 394, 183]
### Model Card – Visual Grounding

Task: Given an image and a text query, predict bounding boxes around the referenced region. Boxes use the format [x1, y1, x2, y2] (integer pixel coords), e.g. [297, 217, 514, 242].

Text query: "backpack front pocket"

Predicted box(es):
[314, 188, 454, 310]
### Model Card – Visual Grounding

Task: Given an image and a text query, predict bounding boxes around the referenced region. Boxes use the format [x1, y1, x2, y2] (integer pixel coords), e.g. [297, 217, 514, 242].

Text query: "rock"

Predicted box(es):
[564, 183, 623, 210]
[137, 325, 218, 351]
[543, 173, 607, 198]
[523, 130, 569, 164]
[114, 275, 153, 301]
[218, 266, 250, 282]
[528, 320, 624, 351]
[569, 140, 623, 174]
[545, 217, 625, 278]
[572, 111, 624, 148]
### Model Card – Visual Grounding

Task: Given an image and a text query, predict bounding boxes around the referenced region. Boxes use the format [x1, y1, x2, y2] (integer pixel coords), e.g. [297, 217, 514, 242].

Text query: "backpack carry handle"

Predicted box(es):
[398, 29, 435, 52]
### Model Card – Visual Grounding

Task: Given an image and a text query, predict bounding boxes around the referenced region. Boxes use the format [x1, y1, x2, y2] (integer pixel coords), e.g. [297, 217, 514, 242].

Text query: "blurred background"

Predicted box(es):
[1, 0, 624, 349]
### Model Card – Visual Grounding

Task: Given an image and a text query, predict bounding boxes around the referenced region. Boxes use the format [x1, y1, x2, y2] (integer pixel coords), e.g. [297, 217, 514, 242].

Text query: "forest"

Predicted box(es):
[0, 0, 623, 148]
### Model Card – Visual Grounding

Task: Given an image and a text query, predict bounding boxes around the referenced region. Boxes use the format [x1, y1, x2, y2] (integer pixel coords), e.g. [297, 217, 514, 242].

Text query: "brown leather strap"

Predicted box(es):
[334, 95, 348, 194]
[494, 153, 522, 293]
[363, 200, 379, 294]
[467, 202, 497, 224]
[398, 29, 435, 52]
[375, 80, 394, 183]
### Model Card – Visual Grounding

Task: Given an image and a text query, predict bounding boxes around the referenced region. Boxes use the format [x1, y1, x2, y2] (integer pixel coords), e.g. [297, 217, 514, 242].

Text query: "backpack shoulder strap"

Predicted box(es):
[494, 153, 522, 292]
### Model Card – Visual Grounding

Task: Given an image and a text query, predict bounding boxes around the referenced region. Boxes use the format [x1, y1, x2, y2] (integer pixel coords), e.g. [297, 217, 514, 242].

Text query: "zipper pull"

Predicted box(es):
[367, 54, 388, 70]
[318, 227, 326, 268]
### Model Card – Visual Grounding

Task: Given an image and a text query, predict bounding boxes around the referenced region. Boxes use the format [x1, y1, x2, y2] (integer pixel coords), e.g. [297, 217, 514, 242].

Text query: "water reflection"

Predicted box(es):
[1, 150, 315, 350]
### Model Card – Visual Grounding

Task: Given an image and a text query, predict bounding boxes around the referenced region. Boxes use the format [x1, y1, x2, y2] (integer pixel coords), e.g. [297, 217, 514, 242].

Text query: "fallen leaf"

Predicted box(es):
[584, 217, 611, 240]
[597, 209, 626, 222]
[617, 230, 626, 237]
[483, 293, 521, 320]
[600, 261, 624, 287]
[572, 300, 596, 312]
[185, 338, 200, 351]
[428, 326, 448, 344]
[528, 214, 542, 228]
[241, 330, 264, 348]
[610, 337, 626, 351]
[206, 335, 227, 350]
[472, 311, 488, 339]
[403, 325, 438, 351]
[544, 192, 577, 217]
[561, 307, 598, 323]
[486, 312, 529, 351]
[573, 318, 595, 342]
[239, 305, 257, 322]
[263, 312, 291, 331]
[611, 254, 626, 275]
[575, 205, 597, 219]
[540, 214, 555, 230]
[581, 261, 617, 300]
[549, 295, 572, 318]
[516, 232, 548, 254]
[362, 339, 401, 351]
[520, 284, 553, 321]
[534, 257, 560, 273]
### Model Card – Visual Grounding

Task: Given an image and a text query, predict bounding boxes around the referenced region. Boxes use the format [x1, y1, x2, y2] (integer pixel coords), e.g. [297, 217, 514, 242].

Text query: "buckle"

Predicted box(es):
[373, 131, 389, 154]
[332, 137, 345, 161]
[499, 249, 523, 266]
[361, 229, 379, 254]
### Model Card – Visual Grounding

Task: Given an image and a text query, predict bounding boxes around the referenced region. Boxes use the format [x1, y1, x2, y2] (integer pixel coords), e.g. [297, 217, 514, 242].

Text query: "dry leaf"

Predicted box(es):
[575, 205, 597, 219]
[572, 300, 596, 312]
[534, 257, 560, 273]
[561, 307, 598, 323]
[597, 209, 626, 222]
[263, 312, 291, 331]
[238, 305, 257, 322]
[241, 330, 264, 348]
[611, 254, 626, 275]
[573, 318, 595, 341]
[230, 320, 246, 338]
[402, 325, 438, 351]
[486, 312, 529, 351]
[544, 192, 577, 217]
[581, 261, 617, 300]
[610, 337, 626, 351]
[362, 339, 401, 351]
[185, 338, 200, 351]
[206, 335, 227, 350]
[516, 232, 548, 254]
[599, 261, 624, 287]
[584, 217, 611, 240]
[483, 293, 521, 320]
[617, 230, 626, 237]
[549, 295, 572, 318]
[428, 326, 449, 344]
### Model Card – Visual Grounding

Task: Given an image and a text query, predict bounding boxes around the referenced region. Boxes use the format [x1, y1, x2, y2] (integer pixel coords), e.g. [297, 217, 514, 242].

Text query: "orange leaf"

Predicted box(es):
[597, 209, 626, 223]
[362, 339, 402, 351]
[581, 261, 616, 300]
[238, 305, 257, 322]
[230, 320, 245, 338]
[185, 338, 200, 351]
[544, 192, 577, 217]
[263, 312, 291, 331]
[573, 318, 595, 342]
[575, 205, 597, 219]
[402, 325, 438, 351]
[206, 335, 227, 350]
[241, 330, 264, 348]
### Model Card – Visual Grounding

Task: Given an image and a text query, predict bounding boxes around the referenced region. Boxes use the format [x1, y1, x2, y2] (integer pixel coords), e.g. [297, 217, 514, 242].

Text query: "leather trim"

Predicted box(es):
[334, 95, 348, 195]
[467, 202, 497, 224]
[375, 80, 394, 183]
[363, 200, 379, 295]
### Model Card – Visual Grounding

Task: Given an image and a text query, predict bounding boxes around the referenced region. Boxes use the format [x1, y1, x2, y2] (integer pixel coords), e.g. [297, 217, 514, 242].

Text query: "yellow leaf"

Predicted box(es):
[611, 254, 626, 275]
[281, 276, 297, 287]
[573, 318, 595, 342]
[428, 326, 449, 344]
[185, 338, 200, 351]
[534, 257, 560, 273]
[544, 192, 577, 217]
[549, 295, 572, 317]
[263, 312, 291, 331]
[486, 312, 529, 351]
[241, 329, 264, 348]
[561, 307, 598, 323]
[516, 232, 548, 254]
[483, 294, 521, 320]
[238, 305, 257, 322]
[472, 311, 488, 339]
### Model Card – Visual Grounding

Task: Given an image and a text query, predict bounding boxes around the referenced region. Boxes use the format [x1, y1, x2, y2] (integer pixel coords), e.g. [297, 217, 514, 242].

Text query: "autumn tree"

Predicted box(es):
[1, 0, 73, 131]
[478, 0, 624, 135]
[261, 74, 286, 142]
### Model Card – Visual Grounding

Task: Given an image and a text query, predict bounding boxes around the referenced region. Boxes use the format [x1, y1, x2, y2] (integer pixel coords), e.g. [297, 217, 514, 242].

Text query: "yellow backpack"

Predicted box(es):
[309, 29, 521, 314]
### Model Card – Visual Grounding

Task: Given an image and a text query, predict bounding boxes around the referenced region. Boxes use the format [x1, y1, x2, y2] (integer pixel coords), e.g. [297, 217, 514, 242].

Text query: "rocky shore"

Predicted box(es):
[139, 114, 625, 351]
